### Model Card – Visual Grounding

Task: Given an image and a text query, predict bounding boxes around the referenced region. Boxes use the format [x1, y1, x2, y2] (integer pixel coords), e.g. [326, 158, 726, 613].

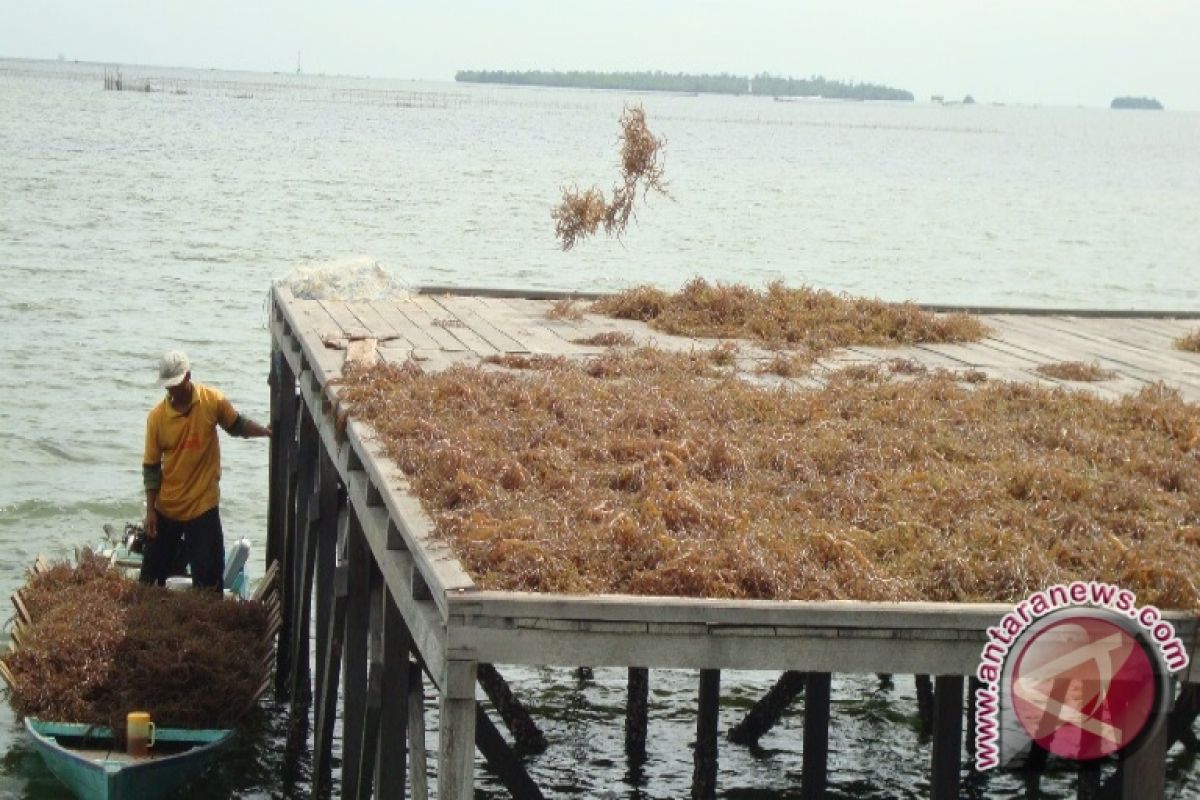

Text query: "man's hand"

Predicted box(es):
[144, 508, 158, 539]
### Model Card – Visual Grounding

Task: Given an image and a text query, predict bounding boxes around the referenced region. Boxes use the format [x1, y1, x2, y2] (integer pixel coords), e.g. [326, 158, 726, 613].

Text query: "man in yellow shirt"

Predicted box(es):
[142, 351, 271, 588]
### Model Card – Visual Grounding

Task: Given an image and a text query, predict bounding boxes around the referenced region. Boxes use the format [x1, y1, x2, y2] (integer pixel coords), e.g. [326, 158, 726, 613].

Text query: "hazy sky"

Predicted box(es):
[3, 1, 1198, 109]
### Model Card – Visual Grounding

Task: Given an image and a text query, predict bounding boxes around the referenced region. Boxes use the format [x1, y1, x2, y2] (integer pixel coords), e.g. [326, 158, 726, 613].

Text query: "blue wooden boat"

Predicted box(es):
[25, 719, 235, 800]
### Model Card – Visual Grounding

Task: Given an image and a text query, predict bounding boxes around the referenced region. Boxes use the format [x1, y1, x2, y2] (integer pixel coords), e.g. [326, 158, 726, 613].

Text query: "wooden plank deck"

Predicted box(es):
[271, 284, 1200, 682]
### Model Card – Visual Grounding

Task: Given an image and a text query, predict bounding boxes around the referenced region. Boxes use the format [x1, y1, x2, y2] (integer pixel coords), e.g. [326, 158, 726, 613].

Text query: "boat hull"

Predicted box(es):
[26, 719, 234, 800]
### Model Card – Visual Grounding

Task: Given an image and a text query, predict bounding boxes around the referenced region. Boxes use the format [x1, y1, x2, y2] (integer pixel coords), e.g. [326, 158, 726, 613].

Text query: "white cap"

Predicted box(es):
[157, 351, 191, 388]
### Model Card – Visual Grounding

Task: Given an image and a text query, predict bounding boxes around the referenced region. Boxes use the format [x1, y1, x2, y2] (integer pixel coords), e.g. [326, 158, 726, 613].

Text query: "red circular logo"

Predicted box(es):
[1010, 615, 1156, 761]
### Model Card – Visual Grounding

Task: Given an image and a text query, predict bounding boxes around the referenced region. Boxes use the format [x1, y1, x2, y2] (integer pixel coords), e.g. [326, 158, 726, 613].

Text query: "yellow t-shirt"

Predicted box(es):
[143, 383, 239, 522]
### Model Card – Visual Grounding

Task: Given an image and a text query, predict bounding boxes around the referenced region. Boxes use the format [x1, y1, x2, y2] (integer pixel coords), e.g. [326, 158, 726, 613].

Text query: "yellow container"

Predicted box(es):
[126, 711, 156, 757]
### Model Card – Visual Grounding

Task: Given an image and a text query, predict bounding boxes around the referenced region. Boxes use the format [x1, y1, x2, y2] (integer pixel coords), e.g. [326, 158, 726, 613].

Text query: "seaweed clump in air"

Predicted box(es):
[2, 554, 271, 738]
[553, 105, 670, 250]
[335, 353, 1200, 609]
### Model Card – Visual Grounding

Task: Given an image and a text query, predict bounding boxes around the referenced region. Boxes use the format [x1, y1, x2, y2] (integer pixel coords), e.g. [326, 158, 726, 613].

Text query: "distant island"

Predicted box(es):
[1111, 96, 1163, 110]
[455, 70, 914, 102]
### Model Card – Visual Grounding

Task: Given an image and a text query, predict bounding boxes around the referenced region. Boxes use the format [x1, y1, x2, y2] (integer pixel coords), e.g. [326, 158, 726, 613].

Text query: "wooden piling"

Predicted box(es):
[408, 662, 430, 800]
[1118, 719, 1167, 800]
[341, 512, 373, 800]
[438, 660, 479, 800]
[929, 675, 964, 800]
[1077, 761, 1101, 800]
[269, 347, 297, 695]
[626, 667, 649, 764]
[728, 670, 806, 746]
[801, 672, 831, 800]
[692, 669, 721, 800]
[475, 703, 547, 800]
[477, 663, 548, 753]
[311, 510, 350, 795]
[916, 674, 934, 736]
[287, 404, 319, 705]
[374, 586, 412, 800]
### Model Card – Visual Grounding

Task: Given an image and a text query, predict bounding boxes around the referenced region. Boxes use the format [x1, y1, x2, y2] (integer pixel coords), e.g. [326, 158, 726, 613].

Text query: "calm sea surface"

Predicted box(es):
[1, 58, 1198, 799]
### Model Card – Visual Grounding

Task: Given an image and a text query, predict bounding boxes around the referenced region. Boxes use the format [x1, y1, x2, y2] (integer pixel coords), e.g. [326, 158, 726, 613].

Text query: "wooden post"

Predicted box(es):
[801, 672, 831, 800]
[965, 676, 981, 764]
[475, 703, 547, 800]
[692, 669, 721, 800]
[626, 667, 649, 764]
[728, 670, 806, 746]
[409, 662, 430, 800]
[311, 509, 349, 796]
[341, 510, 372, 800]
[374, 586, 412, 800]
[916, 674, 934, 736]
[477, 663, 548, 753]
[350, 562, 385, 799]
[287, 405, 318, 706]
[439, 659, 479, 800]
[929, 675, 964, 800]
[1077, 761, 1101, 800]
[267, 347, 284, 575]
[1168, 683, 1200, 752]
[272, 349, 298, 695]
[1118, 718, 1166, 800]
[312, 449, 339, 712]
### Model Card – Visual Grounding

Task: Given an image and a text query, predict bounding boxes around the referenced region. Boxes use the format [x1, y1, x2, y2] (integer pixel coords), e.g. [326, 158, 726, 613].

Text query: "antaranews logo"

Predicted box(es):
[974, 582, 1189, 771]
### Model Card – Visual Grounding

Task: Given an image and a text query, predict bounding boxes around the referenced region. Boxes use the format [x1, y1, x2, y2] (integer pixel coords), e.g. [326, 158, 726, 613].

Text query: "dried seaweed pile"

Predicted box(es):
[553, 105, 669, 250]
[338, 352, 1200, 608]
[1035, 361, 1115, 382]
[3, 555, 270, 733]
[591, 278, 987, 355]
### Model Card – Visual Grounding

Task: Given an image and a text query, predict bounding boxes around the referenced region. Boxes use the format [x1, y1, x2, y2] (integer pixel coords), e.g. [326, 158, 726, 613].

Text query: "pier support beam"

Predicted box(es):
[692, 669, 721, 800]
[374, 586, 412, 800]
[626, 667, 649, 764]
[1118, 718, 1167, 800]
[341, 511, 373, 800]
[439, 660, 479, 800]
[475, 703, 547, 800]
[930, 675, 964, 800]
[477, 663, 547, 753]
[271, 348, 298, 696]
[409, 663, 430, 800]
[916, 674, 935, 736]
[801, 672, 831, 800]
[287, 404, 319, 707]
[312, 508, 349, 796]
[728, 671, 806, 746]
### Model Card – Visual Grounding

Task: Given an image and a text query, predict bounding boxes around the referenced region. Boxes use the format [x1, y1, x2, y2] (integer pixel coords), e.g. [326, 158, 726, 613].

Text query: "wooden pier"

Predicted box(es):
[267, 284, 1200, 799]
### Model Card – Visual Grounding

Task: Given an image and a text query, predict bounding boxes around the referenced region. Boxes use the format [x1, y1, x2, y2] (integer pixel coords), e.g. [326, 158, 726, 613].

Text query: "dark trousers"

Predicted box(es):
[139, 506, 225, 590]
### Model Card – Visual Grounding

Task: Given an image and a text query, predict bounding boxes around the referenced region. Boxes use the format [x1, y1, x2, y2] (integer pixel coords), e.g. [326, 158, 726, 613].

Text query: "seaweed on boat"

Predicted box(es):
[3, 554, 271, 737]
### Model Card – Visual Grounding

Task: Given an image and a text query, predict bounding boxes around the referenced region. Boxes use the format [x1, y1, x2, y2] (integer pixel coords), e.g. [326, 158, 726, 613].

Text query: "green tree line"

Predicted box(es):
[455, 70, 914, 102]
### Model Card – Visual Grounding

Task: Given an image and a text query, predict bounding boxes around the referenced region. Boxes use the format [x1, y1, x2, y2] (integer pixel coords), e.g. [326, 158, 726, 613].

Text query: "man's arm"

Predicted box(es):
[143, 411, 162, 539]
[143, 485, 159, 539]
[226, 415, 271, 438]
